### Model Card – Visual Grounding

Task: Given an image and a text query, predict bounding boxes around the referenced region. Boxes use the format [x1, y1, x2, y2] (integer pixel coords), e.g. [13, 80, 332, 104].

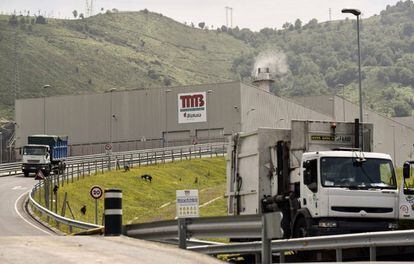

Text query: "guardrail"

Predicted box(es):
[27, 143, 227, 234]
[0, 143, 227, 177]
[188, 228, 414, 262]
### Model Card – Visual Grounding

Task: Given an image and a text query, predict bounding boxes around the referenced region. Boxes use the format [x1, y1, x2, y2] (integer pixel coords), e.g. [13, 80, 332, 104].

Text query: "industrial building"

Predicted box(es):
[15, 80, 329, 155]
[14, 75, 414, 167]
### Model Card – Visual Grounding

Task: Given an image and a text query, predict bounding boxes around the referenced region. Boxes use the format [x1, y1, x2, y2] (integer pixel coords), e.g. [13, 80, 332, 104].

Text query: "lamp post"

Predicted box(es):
[106, 88, 117, 147]
[207, 90, 214, 143]
[164, 89, 172, 148]
[42, 85, 51, 134]
[342, 8, 363, 150]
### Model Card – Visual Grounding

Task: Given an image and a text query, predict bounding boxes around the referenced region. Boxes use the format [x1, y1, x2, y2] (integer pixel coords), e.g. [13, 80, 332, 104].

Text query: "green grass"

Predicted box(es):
[34, 157, 227, 228]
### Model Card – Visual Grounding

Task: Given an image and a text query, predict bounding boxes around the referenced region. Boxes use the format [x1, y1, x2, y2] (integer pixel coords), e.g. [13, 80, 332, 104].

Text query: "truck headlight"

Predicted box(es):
[319, 220, 337, 228]
[388, 223, 398, 229]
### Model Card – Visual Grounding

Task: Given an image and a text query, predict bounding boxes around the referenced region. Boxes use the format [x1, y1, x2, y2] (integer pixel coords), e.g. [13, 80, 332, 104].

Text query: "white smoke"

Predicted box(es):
[252, 50, 288, 77]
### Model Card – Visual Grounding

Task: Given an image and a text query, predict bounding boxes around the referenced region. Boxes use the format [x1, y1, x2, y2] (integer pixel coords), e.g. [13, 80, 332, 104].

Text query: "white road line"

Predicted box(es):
[14, 191, 53, 236]
[199, 196, 223, 208]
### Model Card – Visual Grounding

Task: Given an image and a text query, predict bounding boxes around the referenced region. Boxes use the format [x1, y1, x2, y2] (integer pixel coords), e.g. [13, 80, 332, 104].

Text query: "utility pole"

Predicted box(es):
[329, 8, 332, 21]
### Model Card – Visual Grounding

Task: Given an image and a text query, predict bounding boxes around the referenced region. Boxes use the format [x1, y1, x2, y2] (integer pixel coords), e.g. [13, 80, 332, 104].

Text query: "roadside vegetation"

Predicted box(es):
[33, 157, 227, 230]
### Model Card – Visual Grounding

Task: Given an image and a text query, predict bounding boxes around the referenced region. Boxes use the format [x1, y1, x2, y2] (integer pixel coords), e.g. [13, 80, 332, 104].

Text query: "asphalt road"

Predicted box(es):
[0, 175, 50, 236]
[0, 175, 223, 263]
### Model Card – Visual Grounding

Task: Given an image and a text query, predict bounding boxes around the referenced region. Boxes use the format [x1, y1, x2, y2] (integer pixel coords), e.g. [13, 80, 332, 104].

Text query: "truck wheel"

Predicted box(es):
[24, 171, 29, 177]
[293, 217, 308, 238]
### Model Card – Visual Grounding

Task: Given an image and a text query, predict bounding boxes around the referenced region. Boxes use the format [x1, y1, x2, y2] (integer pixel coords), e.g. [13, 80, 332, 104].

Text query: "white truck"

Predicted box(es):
[227, 120, 413, 238]
[21, 135, 68, 177]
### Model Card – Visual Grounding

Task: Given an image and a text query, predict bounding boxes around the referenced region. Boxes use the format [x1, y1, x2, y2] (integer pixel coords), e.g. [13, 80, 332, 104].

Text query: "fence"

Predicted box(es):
[189, 228, 414, 262]
[1, 143, 227, 177]
[27, 143, 227, 234]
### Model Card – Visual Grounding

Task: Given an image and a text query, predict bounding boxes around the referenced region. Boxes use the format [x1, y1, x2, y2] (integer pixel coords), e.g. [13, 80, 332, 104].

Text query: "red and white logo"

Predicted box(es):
[178, 92, 207, 124]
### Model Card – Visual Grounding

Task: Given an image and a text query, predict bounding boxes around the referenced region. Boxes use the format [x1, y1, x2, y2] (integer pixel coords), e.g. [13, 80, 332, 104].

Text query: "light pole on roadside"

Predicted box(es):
[337, 84, 345, 121]
[164, 89, 172, 148]
[342, 8, 363, 150]
[106, 88, 117, 147]
[42, 85, 51, 134]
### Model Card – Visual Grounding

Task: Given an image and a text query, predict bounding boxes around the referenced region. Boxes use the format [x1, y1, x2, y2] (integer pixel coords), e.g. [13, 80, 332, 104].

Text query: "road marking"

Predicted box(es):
[14, 191, 53, 236]
[199, 196, 223, 208]
[12, 186, 27, 190]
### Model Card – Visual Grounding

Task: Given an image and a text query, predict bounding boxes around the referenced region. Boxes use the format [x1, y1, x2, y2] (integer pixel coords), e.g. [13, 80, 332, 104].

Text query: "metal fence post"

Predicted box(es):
[178, 218, 187, 249]
[180, 149, 183, 161]
[261, 214, 271, 264]
[279, 251, 285, 263]
[336, 248, 342, 262]
[370, 246, 376, 261]
[138, 153, 141, 167]
[199, 147, 201, 158]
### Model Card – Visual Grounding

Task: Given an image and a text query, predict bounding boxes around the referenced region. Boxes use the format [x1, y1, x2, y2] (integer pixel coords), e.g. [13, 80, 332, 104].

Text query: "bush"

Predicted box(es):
[35, 16, 47, 24]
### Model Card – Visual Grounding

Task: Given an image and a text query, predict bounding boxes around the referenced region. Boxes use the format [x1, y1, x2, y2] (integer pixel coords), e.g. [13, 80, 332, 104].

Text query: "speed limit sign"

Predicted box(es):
[90, 186, 103, 199]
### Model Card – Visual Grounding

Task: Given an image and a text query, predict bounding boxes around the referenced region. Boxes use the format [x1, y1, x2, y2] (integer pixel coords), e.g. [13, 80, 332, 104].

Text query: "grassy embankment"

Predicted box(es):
[33, 157, 227, 230]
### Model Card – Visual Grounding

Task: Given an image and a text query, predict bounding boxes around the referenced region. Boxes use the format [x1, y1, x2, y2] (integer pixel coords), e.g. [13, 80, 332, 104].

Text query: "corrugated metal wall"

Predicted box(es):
[240, 84, 332, 132]
[291, 95, 414, 168]
[15, 81, 242, 155]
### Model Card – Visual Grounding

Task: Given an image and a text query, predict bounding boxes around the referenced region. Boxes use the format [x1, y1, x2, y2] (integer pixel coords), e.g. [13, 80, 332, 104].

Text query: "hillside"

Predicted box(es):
[0, 11, 249, 118]
[2, 1, 414, 119]
[230, 0, 414, 117]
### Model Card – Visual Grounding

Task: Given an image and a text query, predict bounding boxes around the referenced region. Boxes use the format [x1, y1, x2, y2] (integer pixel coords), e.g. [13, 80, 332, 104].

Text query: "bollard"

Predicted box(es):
[104, 189, 122, 236]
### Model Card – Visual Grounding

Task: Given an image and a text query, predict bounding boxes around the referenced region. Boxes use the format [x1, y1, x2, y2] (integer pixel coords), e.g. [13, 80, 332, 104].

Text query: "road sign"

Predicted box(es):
[90, 186, 103, 199]
[105, 143, 112, 151]
[35, 170, 45, 180]
[176, 189, 199, 218]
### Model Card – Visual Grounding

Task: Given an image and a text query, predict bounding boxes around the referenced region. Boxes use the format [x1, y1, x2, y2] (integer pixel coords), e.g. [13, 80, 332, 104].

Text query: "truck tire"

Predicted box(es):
[24, 171, 29, 177]
[293, 217, 308, 238]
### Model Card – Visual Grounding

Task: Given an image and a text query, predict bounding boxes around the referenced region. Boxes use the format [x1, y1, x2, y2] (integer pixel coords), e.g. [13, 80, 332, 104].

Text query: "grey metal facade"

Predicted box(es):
[17, 81, 408, 166]
[15, 82, 242, 155]
[293, 95, 414, 167]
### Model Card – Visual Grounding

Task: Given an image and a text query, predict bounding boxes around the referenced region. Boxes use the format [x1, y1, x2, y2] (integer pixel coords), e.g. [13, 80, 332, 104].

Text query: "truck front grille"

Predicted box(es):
[331, 206, 393, 213]
[27, 160, 40, 163]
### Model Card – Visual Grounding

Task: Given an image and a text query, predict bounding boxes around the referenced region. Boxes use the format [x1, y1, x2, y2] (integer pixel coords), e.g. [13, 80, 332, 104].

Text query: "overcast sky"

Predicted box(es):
[0, 0, 401, 31]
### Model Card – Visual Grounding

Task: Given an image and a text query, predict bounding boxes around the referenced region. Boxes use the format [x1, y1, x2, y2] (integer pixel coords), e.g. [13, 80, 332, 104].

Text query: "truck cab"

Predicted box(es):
[297, 151, 398, 237]
[21, 144, 51, 177]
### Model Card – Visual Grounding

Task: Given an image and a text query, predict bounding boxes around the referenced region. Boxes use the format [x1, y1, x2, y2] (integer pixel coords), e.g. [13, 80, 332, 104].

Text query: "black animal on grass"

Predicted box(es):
[123, 164, 130, 172]
[140, 174, 152, 182]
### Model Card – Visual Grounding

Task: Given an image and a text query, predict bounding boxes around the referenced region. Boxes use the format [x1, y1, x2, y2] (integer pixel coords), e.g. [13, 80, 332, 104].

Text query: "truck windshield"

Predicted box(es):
[23, 147, 46, 156]
[320, 157, 396, 189]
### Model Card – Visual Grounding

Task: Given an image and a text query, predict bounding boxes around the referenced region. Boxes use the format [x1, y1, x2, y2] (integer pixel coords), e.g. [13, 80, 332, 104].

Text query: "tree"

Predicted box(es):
[198, 22, 205, 29]
[35, 15, 47, 24]
[72, 10, 78, 19]
[294, 19, 302, 30]
[79, 13, 84, 19]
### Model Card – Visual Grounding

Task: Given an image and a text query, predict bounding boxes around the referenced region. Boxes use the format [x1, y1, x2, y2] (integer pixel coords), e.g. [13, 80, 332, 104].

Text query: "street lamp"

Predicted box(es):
[207, 90, 214, 143]
[43, 84, 51, 134]
[342, 8, 363, 150]
[164, 89, 172, 148]
[106, 88, 117, 147]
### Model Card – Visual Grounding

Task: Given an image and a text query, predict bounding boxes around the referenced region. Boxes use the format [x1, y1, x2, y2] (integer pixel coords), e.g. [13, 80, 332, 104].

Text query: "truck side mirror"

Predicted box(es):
[403, 162, 411, 179]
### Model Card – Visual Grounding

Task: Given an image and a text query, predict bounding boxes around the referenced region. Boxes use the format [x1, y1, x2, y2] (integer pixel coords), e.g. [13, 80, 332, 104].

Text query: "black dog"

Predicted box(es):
[140, 174, 152, 182]
[123, 164, 130, 172]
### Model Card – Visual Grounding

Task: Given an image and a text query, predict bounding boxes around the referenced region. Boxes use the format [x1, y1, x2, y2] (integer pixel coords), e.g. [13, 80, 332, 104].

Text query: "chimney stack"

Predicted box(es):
[252, 67, 275, 92]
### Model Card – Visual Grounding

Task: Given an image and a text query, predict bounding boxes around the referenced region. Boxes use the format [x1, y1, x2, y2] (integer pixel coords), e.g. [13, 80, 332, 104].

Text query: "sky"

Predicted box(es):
[0, 0, 402, 31]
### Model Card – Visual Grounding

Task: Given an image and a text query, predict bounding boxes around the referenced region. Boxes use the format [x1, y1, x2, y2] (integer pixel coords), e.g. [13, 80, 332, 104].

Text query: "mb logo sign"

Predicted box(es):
[178, 92, 207, 123]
